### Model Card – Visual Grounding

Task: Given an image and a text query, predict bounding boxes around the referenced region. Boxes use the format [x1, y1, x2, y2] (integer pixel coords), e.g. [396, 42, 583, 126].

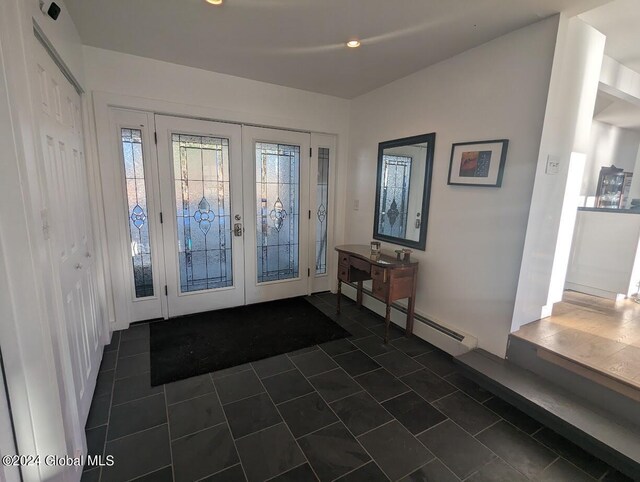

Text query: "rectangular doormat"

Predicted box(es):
[150, 296, 349, 386]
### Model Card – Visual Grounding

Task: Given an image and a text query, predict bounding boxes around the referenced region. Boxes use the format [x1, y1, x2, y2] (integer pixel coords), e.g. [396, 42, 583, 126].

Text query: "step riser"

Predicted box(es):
[456, 359, 639, 480]
[507, 336, 640, 427]
[456, 349, 640, 480]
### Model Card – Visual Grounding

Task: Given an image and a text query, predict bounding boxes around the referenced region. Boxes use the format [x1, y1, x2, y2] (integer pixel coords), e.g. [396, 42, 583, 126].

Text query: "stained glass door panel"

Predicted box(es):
[173, 134, 233, 292]
[121, 128, 154, 298]
[255, 142, 300, 283]
[156, 116, 245, 317]
[243, 127, 310, 304]
[309, 134, 336, 293]
[315, 147, 329, 275]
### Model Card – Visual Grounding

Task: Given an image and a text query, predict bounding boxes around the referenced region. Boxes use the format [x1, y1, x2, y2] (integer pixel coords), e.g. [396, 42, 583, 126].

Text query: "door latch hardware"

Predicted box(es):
[233, 223, 243, 237]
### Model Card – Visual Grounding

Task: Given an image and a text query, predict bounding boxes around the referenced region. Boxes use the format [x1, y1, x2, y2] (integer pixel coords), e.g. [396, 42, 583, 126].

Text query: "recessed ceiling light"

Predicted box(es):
[346, 40, 361, 48]
[206, 0, 223, 5]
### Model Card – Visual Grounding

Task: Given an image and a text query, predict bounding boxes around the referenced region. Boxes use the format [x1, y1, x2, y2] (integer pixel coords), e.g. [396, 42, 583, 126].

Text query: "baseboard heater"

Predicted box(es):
[343, 281, 466, 343]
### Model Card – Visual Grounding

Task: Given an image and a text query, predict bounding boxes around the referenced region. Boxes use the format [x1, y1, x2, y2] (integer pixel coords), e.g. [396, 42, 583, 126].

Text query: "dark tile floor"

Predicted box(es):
[82, 293, 631, 482]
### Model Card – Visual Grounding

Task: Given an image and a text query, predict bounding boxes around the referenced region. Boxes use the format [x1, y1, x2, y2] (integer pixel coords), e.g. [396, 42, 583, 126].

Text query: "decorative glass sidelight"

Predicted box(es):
[121, 128, 154, 298]
[255, 142, 300, 283]
[379, 154, 412, 238]
[172, 134, 233, 292]
[316, 147, 329, 275]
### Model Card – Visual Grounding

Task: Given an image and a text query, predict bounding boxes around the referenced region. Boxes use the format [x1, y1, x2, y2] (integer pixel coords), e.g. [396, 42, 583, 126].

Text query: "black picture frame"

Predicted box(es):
[447, 139, 509, 187]
[373, 132, 435, 251]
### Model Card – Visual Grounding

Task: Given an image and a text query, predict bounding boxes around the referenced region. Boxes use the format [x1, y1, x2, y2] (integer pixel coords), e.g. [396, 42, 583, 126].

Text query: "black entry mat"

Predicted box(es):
[150, 297, 350, 386]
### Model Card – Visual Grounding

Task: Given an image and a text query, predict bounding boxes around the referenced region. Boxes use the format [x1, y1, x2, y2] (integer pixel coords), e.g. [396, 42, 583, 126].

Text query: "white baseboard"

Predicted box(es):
[340, 284, 477, 357]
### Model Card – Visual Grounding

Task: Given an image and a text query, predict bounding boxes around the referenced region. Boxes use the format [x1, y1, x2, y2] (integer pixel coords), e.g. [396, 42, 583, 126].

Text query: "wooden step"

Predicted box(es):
[455, 349, 640, 480]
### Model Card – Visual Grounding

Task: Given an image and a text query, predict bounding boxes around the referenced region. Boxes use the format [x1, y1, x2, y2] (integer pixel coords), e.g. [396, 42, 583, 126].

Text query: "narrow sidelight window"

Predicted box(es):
[315, 147, 329, 275]
[121, 128, 154, 298]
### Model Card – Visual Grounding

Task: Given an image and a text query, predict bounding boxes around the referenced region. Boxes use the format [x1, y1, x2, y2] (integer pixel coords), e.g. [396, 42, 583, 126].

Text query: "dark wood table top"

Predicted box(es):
[335, 244, 418, 268]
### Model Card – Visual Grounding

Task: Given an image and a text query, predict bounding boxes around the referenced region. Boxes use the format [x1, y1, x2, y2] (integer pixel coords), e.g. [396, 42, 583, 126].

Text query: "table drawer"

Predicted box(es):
[338, 252, 350, 267]
[372, 279, 389, 301]
[338, 265, 350, 282]
[350, 257, 370, 272]
[370, 265, 387, 283]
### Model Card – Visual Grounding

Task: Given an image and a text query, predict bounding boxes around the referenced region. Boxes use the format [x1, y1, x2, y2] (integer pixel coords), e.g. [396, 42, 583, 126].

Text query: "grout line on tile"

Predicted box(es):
[193, 463, 243, 482]
[209, 372, 248, 482]
[165, 389, 218, 407]
[162, 386, 176, 481]
[249, 364, 323, 482]
[105, 422, 170, 445]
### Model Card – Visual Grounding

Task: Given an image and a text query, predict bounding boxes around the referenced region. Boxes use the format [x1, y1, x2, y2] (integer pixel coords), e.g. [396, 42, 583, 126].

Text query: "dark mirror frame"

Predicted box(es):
[373, 132, 435, 251]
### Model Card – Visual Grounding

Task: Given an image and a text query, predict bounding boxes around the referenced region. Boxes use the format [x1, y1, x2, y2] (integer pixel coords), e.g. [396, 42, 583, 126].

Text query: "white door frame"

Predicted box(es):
[0, 0, 92, 478]
[106, 108, 166, 322]
[92, 91, 345, 328]
[310, 133, 337, 293]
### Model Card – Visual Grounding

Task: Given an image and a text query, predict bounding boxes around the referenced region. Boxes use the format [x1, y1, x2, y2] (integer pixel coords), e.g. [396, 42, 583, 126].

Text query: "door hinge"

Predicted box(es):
[308, 210, 311, 219]
[159, 212, 163, 224]
[154, 131, 158, 144]
[164, 285, 168, 296]
[309, 147, 312, 157]
[308, 268, 311, 277]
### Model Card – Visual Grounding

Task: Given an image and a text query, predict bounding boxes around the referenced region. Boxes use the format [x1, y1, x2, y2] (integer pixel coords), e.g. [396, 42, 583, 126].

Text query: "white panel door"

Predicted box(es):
[242, 126, 311, 304]
[33, 42, 101, 424]
[156, 116, 245, 317]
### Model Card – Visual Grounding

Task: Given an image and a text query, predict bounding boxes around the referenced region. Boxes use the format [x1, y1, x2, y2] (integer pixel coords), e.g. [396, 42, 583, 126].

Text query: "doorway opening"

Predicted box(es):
[511, 0, 640, 393]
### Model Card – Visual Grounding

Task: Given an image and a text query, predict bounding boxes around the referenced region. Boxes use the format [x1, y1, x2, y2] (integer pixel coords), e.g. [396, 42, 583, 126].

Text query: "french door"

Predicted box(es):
[242, 126, 311, 304]
[156, 116, 245, 316]
[153, 117, 312, 317]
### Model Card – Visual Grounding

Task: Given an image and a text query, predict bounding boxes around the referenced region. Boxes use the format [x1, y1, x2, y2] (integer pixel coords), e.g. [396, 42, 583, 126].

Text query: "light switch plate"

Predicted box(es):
[546, 155, 560, 175]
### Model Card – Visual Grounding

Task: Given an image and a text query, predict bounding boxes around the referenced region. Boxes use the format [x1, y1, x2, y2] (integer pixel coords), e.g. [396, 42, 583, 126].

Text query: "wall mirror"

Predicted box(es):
[373, 133, 435, 250]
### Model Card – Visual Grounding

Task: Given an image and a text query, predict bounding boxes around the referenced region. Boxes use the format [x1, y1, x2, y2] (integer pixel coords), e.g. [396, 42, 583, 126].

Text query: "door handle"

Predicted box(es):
[233, 223, 243, 237]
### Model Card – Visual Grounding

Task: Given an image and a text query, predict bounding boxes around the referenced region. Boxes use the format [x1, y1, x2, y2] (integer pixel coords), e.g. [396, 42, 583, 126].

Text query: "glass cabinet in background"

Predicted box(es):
[595, 165, 633, 209]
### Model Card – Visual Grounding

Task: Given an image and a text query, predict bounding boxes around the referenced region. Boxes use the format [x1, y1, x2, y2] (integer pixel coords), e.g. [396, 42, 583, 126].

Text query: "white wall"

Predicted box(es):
[31, 0, 85, 86]
[82, 46, 351, 328]
[580, 120, 640, 205]
[600, 55, 640, 104]
[512, 16, 605, 333]
[346, 17, 559, 357]
[0, 0, 87, 479]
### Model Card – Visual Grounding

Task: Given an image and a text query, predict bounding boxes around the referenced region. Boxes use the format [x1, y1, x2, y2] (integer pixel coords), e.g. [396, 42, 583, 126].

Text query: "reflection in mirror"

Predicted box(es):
[374, 133, 435, 250]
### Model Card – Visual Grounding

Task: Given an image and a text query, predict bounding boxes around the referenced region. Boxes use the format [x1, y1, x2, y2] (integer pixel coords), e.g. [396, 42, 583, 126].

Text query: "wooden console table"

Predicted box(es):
[335, 244, 419, 343]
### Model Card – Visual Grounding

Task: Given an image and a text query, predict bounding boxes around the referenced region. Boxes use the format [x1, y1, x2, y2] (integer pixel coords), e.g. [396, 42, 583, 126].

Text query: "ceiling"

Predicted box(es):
[594, 91, 640, 132]
[64, 0, 610, 98]
[580, 0, 640, 133]
[580, 0, 640, 74]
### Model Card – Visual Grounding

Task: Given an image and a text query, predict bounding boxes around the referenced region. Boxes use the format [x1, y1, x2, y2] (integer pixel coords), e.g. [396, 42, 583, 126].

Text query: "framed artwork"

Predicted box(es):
[447, 139, 509, 187]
